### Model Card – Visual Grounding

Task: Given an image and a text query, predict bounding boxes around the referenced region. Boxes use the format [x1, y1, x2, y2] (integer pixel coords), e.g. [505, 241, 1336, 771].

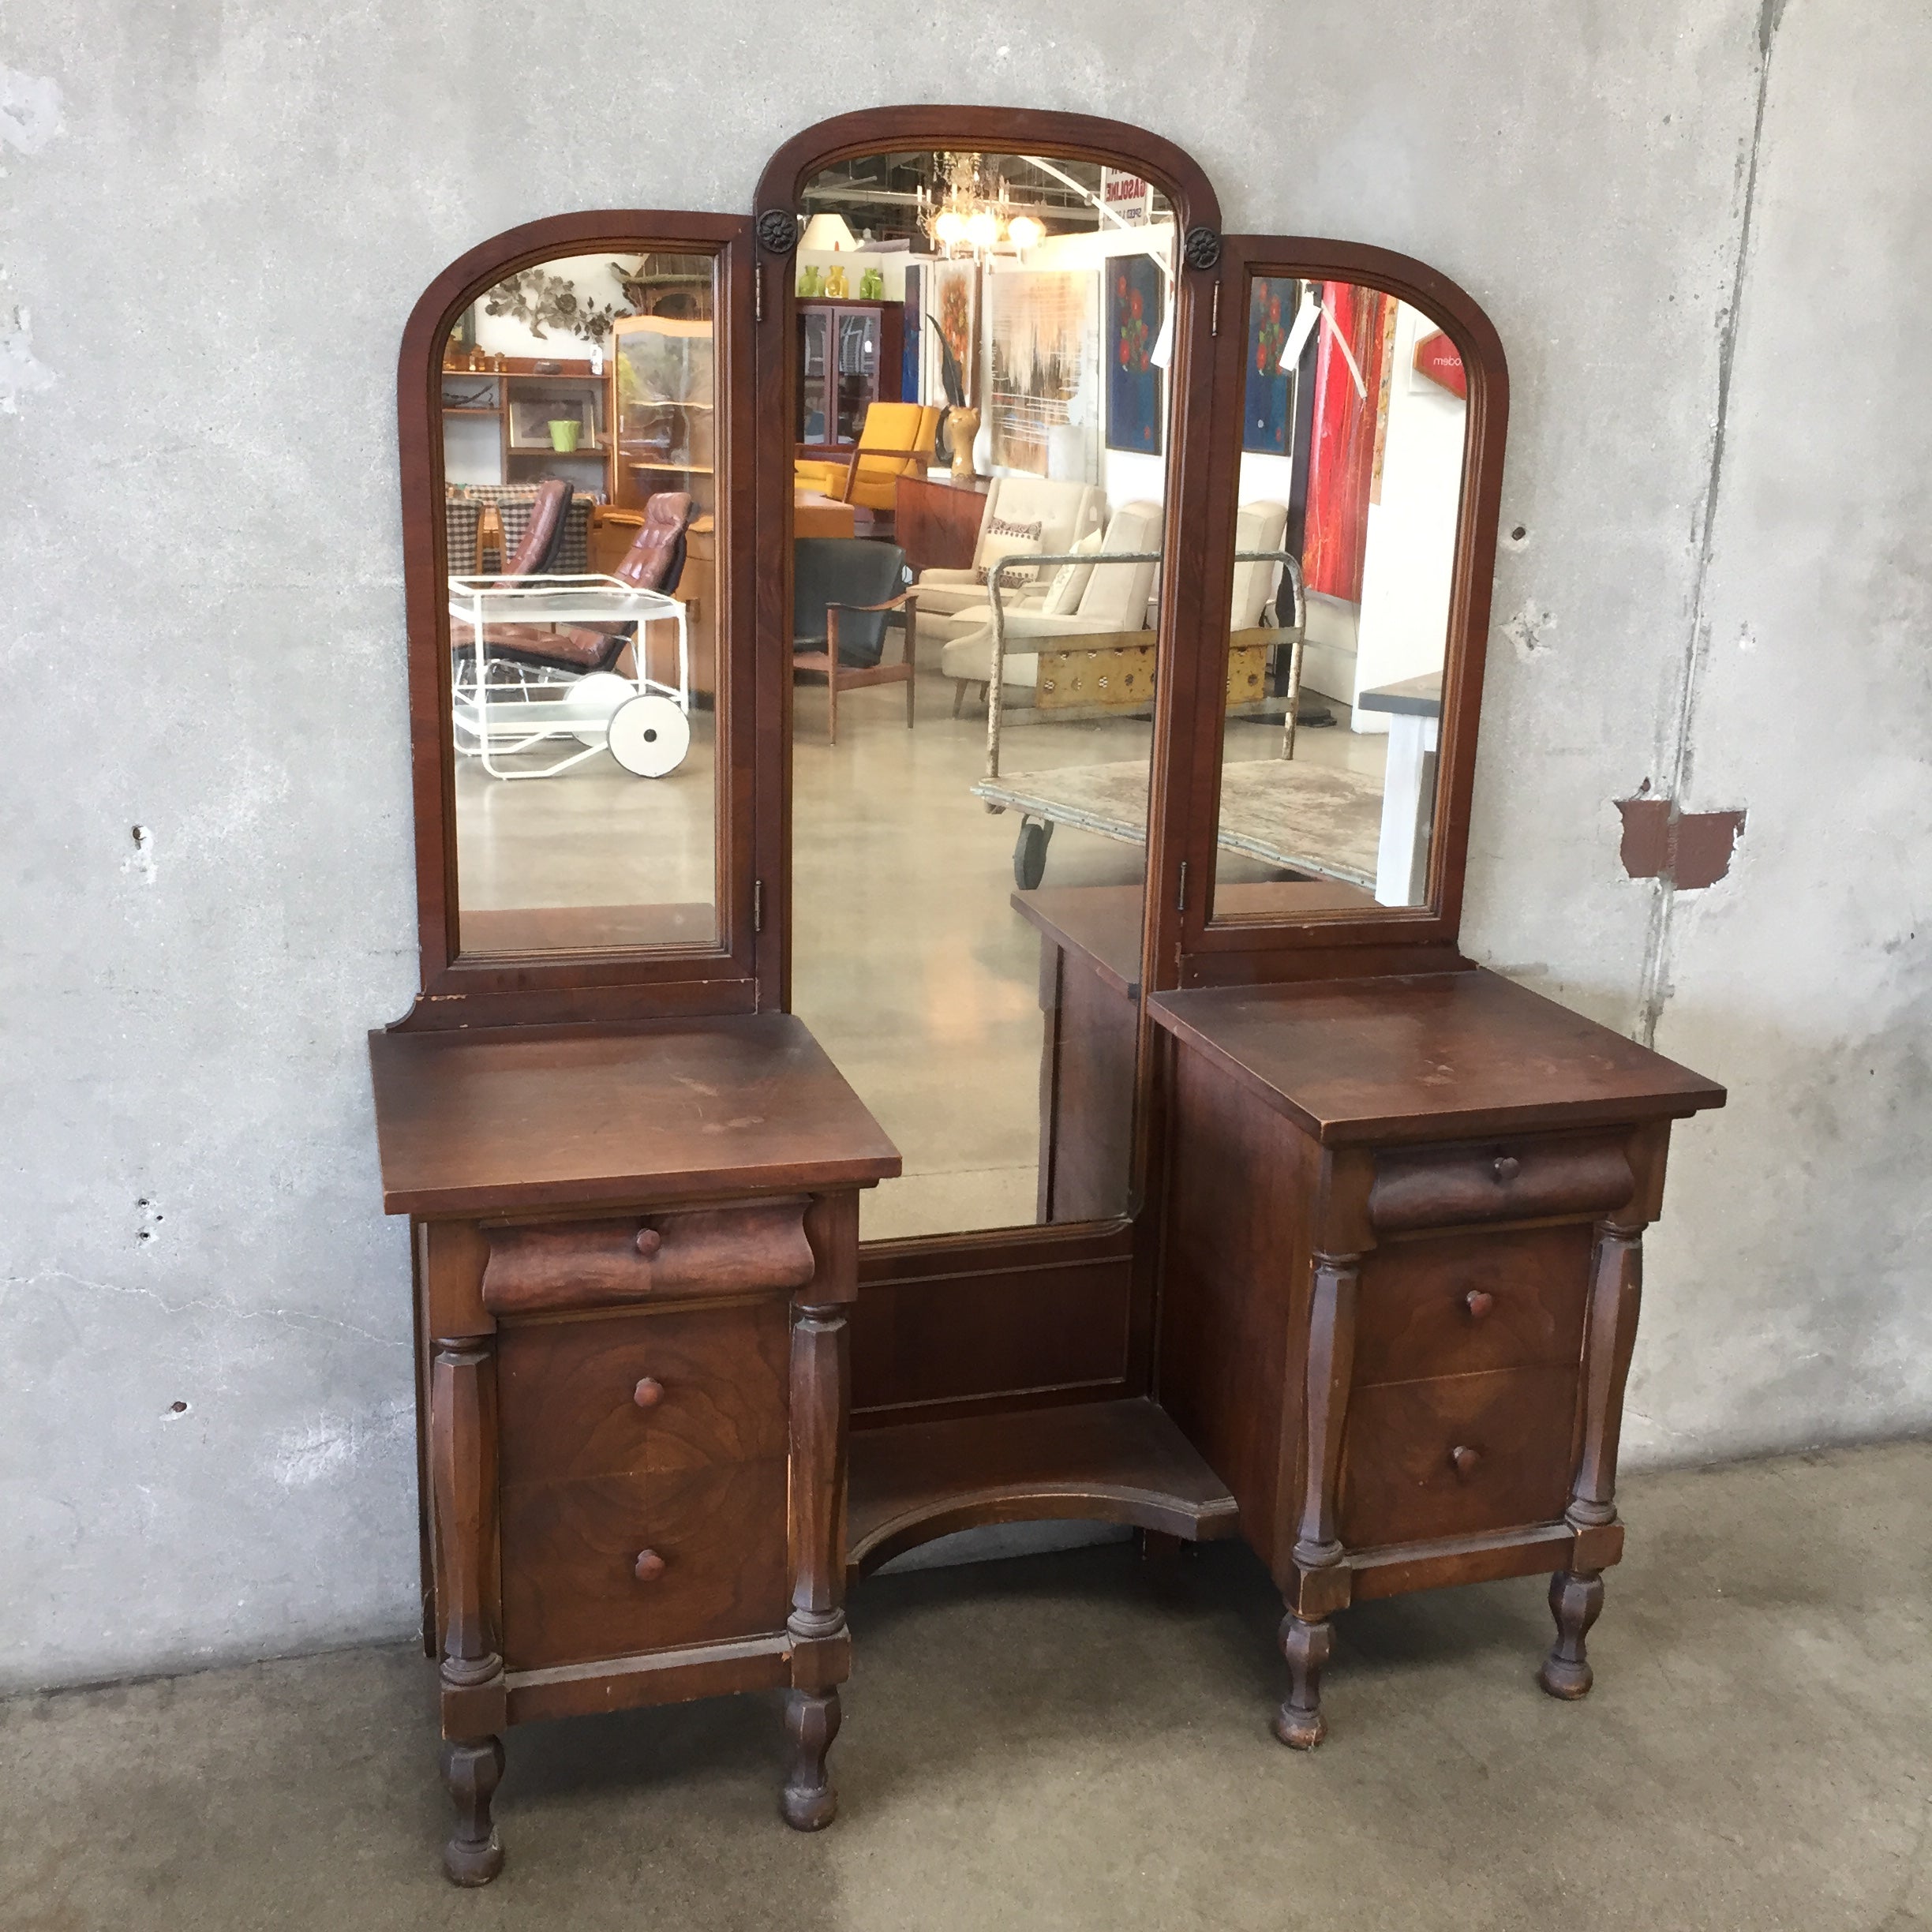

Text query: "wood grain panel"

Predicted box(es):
[1369, 1133, 1633, 1233]
[497, 1300, 789, 1488]
[1353, 1222, 1592, 1388]
[482, 1201, 814, 1315]
[1339, 1365, 1577, 1549]
[500, 1459, 788, 1671]
[1154, 1039, 1320, 1574]
[851, 1234, 1135, 1422]
[1036, 935, 1140, 1225]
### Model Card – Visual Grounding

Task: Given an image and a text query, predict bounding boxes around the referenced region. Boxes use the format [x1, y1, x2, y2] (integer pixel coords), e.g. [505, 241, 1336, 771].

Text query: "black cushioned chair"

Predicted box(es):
[791, 537, 917, 746]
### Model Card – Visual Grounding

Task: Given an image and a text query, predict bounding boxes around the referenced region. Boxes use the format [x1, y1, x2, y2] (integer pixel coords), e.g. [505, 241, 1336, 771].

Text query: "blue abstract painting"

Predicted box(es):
[1106, 254, 1163, 455]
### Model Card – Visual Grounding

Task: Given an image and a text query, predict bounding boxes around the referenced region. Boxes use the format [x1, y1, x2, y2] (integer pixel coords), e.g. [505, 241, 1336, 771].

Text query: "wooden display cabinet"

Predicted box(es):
[796, 298, 902, 455]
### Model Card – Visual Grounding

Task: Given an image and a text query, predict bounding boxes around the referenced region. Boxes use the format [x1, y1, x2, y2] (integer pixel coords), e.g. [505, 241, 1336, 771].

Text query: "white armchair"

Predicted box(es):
[938, 500, 1164, 706]
[913, 475, 1108, 646]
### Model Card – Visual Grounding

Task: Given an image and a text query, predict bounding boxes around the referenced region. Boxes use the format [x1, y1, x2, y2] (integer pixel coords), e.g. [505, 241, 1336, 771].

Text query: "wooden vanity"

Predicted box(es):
[371, 106, 1724, 1883]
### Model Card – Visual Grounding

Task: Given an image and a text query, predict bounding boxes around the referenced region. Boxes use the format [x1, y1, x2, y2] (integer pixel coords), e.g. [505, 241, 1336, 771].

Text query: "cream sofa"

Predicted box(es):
[938, 500, 1165, 705]
[912, 475, 1108, 647]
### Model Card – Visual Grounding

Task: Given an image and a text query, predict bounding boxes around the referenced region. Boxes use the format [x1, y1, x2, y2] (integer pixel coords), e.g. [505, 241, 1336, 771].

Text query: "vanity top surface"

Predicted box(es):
[369, 1013, 900, 1217]
[1150, 968, 1725, 1145]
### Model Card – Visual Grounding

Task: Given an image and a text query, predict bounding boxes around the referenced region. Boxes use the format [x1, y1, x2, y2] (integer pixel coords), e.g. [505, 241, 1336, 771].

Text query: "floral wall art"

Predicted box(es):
[1106, 254, 1164, 455]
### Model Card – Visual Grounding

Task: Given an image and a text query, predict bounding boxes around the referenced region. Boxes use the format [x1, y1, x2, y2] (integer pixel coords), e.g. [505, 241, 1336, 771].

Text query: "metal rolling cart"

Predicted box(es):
[447, 573, 692, 781]
[968, 549, 1398, 899]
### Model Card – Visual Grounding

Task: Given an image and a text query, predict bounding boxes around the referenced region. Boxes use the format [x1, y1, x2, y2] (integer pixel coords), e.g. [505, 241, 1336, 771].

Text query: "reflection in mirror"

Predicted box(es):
[784, 152, 1177, 1240]
[1211, 279, 1468, 918]
[445, 249, 721, 956]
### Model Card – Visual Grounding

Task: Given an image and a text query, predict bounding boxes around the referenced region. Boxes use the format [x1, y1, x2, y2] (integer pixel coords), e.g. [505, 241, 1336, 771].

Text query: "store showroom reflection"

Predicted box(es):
[442, 163, 1468, 1246]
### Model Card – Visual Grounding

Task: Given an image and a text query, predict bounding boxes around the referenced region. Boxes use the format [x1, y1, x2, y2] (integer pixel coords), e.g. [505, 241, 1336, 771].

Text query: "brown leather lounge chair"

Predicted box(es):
[457, 492, 695, 676]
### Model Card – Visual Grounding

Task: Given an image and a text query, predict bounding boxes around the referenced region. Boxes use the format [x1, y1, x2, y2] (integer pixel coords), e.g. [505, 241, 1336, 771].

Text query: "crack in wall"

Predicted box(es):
[0, 1268, 406, 1351]
[1634, 0, 1785, 1046]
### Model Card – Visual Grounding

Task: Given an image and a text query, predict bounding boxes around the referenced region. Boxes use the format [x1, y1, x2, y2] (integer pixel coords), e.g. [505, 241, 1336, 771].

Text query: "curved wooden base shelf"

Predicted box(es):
[846, 1397, 1239, 1581]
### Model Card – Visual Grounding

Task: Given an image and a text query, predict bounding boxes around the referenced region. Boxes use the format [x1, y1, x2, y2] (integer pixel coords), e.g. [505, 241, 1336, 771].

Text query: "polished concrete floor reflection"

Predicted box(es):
[451, 667, 1387, 1240]
[7, 1443, 1927, 1930]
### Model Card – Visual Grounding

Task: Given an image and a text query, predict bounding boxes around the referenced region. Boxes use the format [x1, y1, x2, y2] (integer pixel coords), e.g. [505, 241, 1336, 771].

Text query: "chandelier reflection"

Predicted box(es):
[917, 153, 1046, 261]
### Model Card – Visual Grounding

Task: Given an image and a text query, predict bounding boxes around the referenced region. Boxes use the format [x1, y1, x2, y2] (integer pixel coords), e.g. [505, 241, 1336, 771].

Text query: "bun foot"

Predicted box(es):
[1271, 1701, 1328, 1750]
[440, 1735, 505, 1885]
[1275, 1612, 1334, 1749]
[1538, 1567, 1604, 1701]
[781, 1686, 841, 1831]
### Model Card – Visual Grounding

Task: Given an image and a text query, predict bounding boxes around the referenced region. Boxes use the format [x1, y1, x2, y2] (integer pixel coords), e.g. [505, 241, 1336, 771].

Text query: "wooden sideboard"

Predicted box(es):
[894, 472, 988, 579]
[368, 1016, 899, 1882]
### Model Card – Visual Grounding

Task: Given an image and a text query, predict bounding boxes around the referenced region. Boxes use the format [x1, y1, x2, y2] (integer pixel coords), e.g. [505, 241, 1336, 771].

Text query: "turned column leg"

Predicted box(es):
[781, 1687, 843, 1830]
[430, 1331, 507, 1882]
[1278, 1249, 1358, 1747]
[1274, 1613, 1335, 1748]
[1539, 1568, 1605, 1699]
[1544, 1213, 1646, 1698]
[784, 1195, 857, 1832]
[440, 1735, 505, 1885]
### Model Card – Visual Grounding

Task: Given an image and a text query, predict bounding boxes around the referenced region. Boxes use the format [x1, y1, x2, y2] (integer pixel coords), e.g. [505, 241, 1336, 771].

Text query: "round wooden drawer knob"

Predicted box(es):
[1449, 1445, 1482, 1481]
[632, 1376, 664, 1409]
[1491, 1155, 1520, 1184]
[634, 1226, 663, 1257]
[634, 1548, 666, 1583]
[1462, 1289, 1496, 1322]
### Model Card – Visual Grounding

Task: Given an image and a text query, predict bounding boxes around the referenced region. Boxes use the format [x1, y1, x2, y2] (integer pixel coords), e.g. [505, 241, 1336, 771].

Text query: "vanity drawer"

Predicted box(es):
[1368, 1132, 1634, 1234]
[1353, 1222, 1593, 1388]
[1339, 1365, 1578, 1549]
[498, 1300, 791, 1488]
[482, 1200, 817, 1317]
[500, 1458, 790, 1671]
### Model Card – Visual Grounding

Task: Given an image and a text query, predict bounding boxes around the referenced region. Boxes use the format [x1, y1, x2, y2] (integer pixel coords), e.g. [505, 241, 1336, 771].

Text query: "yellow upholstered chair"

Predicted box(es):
[794, 402, 940, 515]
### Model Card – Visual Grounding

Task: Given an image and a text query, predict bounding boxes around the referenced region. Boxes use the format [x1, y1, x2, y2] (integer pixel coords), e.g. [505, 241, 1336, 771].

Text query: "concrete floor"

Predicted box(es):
[6, 1440, 1929, 1930]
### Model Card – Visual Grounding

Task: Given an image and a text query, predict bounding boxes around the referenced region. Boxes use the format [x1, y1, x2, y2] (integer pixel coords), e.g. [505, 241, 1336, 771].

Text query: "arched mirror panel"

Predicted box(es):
[394, 212, 758, 1026]
[1178, 236, 1508, 968]
[753, 114, 1222, 1246]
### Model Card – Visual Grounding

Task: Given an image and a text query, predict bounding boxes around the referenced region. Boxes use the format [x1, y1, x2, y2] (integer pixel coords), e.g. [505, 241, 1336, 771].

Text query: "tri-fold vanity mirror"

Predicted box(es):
[368, 107, 1724, 1885]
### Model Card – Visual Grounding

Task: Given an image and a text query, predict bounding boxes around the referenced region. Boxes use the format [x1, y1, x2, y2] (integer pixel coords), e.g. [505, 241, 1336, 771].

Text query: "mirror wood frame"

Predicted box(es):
[394, 210, 759, 1032]
[1174, 234, 1510, 984]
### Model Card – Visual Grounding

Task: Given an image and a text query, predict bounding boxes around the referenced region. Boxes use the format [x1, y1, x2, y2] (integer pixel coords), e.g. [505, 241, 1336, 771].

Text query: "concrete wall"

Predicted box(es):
[1, 0, 1925, 1690]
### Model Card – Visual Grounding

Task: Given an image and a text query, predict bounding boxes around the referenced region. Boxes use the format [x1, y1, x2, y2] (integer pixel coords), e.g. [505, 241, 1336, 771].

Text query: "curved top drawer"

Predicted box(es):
[482, 1199, 816, 1316]
[1368, 1133, 1634, 1234]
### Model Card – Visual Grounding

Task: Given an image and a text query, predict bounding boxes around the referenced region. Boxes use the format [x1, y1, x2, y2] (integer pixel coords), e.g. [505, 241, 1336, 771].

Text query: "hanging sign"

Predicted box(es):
[1100, 169, 1152, 227]
[1413, 328, 1467, 399]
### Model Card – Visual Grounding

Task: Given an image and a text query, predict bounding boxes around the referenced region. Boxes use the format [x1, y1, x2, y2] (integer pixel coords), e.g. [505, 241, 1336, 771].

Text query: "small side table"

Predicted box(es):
[1357, 672, 1442, 907]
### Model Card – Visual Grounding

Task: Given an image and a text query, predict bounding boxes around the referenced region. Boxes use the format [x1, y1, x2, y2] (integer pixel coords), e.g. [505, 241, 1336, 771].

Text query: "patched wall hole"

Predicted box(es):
[137, 1196, 163, 1243]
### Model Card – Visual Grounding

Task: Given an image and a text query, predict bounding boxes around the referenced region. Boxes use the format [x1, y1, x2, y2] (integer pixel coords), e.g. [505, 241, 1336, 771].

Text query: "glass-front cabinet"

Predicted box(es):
[795, 298, 900, 448]
[612, 308, 717, 521]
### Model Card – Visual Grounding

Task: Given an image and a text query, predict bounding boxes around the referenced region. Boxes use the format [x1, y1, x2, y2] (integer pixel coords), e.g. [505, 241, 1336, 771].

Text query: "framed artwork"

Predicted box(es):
[1105, 254, 1163, 454]
[927, 259, 979, 409]
[987, 270, 1097, 477]
[901, 264, 923, 404]
[507, 394, 600, 451]
[1242, 276, 1298, 455]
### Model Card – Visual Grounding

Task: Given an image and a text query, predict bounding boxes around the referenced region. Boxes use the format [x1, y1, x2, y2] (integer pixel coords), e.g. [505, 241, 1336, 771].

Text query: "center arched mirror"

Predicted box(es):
[774, 145, 1188, 1242]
